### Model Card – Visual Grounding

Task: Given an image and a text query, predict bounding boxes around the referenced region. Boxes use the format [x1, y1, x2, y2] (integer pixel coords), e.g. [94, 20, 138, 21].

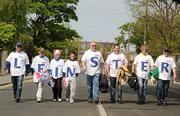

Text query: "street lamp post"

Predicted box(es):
[143, 0, 148, 45]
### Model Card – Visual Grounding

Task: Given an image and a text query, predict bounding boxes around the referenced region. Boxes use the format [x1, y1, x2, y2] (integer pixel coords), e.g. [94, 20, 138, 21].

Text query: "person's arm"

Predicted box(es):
[25, 53, 30, 75]
[63, 72, 66, 77]
[122, 54, 128, 66]
[99, 52, 104, 74]
[132, 64, 136, 74]
[62, 61, 67, 77]
[100, 62, 104, 74]
[172, 68, 176, 82]
[5, 61, 10, 74]
[172, 58, 177, 82]
[44, 58, 50, 73]
[31, 56, 36, 72]
[132, 55, 138, 74]
[82, 61, 87, 72]
[106, 63, 110, 78]
[81, 52, 87, 71]
[5, 52, 12, 74]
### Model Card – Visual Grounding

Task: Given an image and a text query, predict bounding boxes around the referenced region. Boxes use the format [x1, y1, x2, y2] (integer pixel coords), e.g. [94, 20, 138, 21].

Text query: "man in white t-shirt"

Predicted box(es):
[5, 42, 30, 103]
[81, 41, 104, 104]
[155, 48, 176, 106]
[106, 43, 128, 103]
[132, 45, 154, 104]
[31, 48, 50, 103]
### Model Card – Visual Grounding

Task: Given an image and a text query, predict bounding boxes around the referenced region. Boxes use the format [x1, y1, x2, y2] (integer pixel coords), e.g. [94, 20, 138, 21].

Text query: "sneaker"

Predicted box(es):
[66, 98, 70, 102]
[163, 101, 168, 106]
[88, 99, 93, 103]
[37, 101, 41, 103]
[110, 99, 115, 104]
[16, 98, 20, 103]
[157, 100, 162, 106]
[118, 100, 123, 104]
[70, 99, 74, 103]
[53, 99, 57, 102]
[37, 97, 42, 103]
[58, 98, 62, 102]
[94, 100, 99, 104]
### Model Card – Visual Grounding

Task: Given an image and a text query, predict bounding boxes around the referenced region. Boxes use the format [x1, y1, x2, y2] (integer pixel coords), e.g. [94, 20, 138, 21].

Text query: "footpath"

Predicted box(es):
[0, 74, 33, 86]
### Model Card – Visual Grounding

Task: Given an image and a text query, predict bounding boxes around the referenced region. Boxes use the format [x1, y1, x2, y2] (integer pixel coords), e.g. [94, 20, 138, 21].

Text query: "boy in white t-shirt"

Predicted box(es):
[106, 43, 128, 103]
[31, 48, 50, 103]
[155, 48, 176, 106]
[81, 41, 104, 104]
[63, 51, 80, 103]
[49, 49, 64, 102]
[5, 42, 30, 103]
[132, 45, 154, 104]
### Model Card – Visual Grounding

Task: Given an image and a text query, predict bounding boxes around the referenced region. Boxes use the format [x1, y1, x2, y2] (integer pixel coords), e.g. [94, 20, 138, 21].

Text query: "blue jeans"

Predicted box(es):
[110, 77, 123, 101]
[11, 75, 24, 99]
[137, 76, 148, 102]
[156, 79, 170, 102]
[86, 73, 100, 101]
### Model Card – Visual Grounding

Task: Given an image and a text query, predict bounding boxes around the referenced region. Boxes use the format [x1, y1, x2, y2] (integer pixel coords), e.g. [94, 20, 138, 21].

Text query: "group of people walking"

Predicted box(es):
[5, 41, 176, 106]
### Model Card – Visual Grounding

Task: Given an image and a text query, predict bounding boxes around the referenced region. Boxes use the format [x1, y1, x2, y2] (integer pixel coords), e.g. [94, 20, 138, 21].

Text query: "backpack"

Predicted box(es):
[99, 74, 109, 93]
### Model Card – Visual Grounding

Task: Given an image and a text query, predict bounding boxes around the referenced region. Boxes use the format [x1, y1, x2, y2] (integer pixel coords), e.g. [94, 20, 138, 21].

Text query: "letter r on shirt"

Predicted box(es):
[161, 62, 169, 73]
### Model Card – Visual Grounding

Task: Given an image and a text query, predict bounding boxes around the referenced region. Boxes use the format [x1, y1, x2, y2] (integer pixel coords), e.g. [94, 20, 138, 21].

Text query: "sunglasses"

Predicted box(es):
[92, 45, 96, 46]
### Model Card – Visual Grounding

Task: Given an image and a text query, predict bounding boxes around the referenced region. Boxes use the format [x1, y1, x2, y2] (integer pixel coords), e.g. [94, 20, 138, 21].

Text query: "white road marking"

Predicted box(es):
[96, 103, 108, 116]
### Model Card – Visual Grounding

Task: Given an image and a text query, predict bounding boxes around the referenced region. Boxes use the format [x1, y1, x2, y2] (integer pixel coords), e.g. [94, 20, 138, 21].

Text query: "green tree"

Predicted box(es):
[0, 22, 16, 51]
[28, 0, 80, 48]
[122, 0, 180, 57]
[0, 0, 30, 34]
[116, 20, 146, 53]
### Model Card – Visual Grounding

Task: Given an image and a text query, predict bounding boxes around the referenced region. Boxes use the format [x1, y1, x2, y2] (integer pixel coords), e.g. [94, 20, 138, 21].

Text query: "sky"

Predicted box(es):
[70, 0, 135, 42]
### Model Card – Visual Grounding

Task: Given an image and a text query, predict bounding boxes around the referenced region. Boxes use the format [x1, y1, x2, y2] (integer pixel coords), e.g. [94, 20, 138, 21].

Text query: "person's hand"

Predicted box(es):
[83, 66, 87, 72]
[131, 72, 136, 77]
[107, 73, 110, 79]
[5, 70, 9, 74]
[172, 76, 176, 85]
[43, 70, 48, 73]
[25, 73, 29, 77]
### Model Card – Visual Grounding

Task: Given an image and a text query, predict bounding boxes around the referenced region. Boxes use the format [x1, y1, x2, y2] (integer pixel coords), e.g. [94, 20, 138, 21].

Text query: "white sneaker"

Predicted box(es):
[58, 98, 62, 102]
[66, 98, 70, 102]
[37, 97, 42, 103]
[53, 99, 57, 102]
[70, 99, 74, 103]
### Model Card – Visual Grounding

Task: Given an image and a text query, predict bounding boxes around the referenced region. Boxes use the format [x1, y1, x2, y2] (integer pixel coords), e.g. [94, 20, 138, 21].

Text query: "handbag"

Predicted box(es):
[99, 74, 109, 93]
[127, 73, 139, 91]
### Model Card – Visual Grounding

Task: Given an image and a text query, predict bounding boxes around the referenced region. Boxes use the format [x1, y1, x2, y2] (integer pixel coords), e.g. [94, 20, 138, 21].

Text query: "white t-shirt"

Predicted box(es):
[63, 60, 80, 78]
[133, 53, 154, 79]
[106, 52, 128, 77]
[50, 58, 64, 79]
[31, 55, 50, 82]
[155, 55, 176, 80]
[6, 51, 29, 76]
[81, 49, 104, 76]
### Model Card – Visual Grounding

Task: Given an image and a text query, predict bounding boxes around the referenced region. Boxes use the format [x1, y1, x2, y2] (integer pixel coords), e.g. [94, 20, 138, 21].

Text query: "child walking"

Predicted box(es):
[63, 51, 80, 103]
[50, 49, 64, 102]
[31, 48, 50, 103]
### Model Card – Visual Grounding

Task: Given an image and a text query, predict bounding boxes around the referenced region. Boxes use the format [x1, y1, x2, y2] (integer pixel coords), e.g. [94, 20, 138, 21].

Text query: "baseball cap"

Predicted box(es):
[16, 42, 22, 47]
[164, 47, 171, 52]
